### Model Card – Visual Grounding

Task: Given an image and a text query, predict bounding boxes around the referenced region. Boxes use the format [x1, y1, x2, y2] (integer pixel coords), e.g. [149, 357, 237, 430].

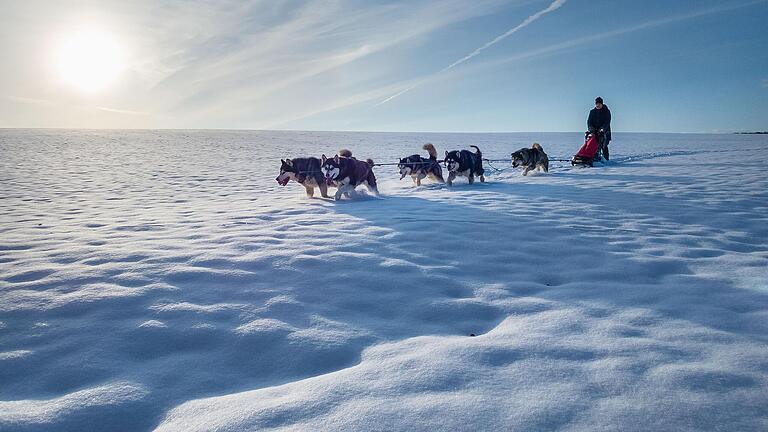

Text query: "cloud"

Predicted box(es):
[372, 0, 767, 109]
[480, 0, 768, 69]
[3, 95, 57, 106]
[3, 94, 150, 117]
[94, 106, 151, 116]
[376, 0, 568, 106]
[141, 0, 514, 120]
[261, 77, 423, 129]
[441, 0, 567, 72]
[2, 0, 515, 127]
[3, 0, 764, 129]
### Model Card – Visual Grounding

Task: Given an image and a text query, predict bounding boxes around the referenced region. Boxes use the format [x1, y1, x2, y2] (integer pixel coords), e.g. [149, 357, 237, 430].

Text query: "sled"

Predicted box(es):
[571, 131, 601, 167]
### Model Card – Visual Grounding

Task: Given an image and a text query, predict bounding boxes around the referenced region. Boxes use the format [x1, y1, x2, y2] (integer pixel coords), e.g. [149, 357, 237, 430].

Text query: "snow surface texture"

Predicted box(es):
[1, 129, 767, 431]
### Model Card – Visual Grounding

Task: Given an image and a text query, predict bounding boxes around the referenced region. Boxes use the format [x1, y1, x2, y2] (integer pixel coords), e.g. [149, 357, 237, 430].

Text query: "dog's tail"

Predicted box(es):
[338, 149, 352, 158]
[470, 145, 482, 156]
[423, 143, 438, 160]
[366, 158, 375, 167]
[532, 142, 543, 151]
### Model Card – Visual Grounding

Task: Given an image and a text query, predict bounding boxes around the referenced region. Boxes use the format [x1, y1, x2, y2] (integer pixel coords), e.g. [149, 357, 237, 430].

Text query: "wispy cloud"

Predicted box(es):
[142, 0, 513, 122]
[2, 0, 765, 130]
[478, 0, 768, 70]
[283, 0, 767, 128]
[2, 0, 567, 128]
[3, 95, 57, 106]
[4, 94, 150, 116]
[374, 0, 766, 108]
[94, 106, 151, 116]
[376, 0, 568, 106]
[262, 78, 423, 130]
[444, 0, 567, 70]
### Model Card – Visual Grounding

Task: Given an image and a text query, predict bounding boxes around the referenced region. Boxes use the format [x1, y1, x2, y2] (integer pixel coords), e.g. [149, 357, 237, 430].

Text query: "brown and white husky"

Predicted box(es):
[320, 150, 378, 200]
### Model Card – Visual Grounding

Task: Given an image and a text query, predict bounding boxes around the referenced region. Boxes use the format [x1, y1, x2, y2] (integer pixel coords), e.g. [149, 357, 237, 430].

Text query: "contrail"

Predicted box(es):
[376, 0, 568, 106]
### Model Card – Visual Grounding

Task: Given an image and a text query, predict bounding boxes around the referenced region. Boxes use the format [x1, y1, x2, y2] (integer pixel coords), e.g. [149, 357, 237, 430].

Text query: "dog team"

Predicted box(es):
[276, 143, 549, 200]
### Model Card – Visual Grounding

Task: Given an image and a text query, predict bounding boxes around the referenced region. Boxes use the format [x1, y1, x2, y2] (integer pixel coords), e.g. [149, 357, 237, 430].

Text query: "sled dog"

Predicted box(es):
[320, 150, 379, 200]
[398, 143, 445, 186]
[511, 143, 549, 176]
[276, 157, 330, 198]
[444, 145, 485, 186]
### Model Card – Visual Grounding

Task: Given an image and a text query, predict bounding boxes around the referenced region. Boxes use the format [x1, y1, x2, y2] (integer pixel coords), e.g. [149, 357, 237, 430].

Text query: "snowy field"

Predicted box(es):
[1, 129, 767, 431]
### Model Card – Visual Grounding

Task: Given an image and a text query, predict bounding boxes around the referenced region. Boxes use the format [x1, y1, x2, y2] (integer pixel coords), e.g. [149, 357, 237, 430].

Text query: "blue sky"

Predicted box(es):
[1, 0, 766, 132]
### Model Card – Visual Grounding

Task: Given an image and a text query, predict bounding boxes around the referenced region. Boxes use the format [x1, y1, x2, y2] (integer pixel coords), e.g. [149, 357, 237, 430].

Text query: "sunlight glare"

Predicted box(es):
[54, 28, 124, 93]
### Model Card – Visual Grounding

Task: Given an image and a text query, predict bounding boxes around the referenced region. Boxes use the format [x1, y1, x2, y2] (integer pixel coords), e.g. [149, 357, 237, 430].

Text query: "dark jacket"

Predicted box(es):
[588, 105, 611, 141]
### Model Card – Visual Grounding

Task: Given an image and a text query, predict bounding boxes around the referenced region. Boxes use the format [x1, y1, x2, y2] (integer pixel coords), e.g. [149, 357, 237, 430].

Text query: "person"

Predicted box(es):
[587, 96, 611, 161]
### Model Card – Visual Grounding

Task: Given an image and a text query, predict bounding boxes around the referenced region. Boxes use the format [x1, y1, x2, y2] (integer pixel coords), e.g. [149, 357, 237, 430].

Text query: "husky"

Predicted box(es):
[511, 143, 549, 176]
[444, 145, 485, 186]
[276, 157, 330, 198]
[398, 143, 445, 186]
[320, 150, 379, 201]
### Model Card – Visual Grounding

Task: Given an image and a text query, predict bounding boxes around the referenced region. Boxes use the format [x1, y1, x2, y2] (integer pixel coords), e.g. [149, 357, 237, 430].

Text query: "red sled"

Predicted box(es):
[571, 132, 600, 166]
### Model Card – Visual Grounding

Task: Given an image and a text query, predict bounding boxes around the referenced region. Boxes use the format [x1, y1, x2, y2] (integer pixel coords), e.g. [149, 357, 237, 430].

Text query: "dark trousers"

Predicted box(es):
[596, 132, 609, 161]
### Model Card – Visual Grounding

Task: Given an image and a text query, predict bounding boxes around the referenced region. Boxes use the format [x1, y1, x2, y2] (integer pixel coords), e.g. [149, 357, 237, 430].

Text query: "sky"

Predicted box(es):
[0, 0, 766, 133]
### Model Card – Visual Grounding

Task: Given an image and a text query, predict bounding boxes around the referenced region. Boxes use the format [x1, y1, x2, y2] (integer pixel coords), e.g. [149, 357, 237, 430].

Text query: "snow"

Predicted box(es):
[1, 129, 767, 431]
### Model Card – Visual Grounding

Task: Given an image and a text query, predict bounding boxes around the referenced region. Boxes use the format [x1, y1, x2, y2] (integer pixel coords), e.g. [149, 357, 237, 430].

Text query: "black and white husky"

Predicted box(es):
[320, 150, 379, 200]
[511, 143, 549, 176]
[444, 145, 485, 186]
[276, 157, 330, 198]
[398, 143, 445, 186]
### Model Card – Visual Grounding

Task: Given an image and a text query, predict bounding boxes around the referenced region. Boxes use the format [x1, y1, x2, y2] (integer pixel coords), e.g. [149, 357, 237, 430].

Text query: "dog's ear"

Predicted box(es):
[445, 151, 449, 157]
[321, 154, 327, 163]
[285, 159, 293, 166]
[334, 155, 340, 163]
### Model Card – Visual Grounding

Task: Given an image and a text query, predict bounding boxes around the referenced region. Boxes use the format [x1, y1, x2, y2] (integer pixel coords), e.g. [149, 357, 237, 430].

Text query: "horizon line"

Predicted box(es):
[0, 127, 760, 135]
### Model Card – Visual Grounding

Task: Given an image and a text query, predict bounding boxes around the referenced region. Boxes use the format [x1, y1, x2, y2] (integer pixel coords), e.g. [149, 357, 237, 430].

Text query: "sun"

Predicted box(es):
[54, 28, 124, 93]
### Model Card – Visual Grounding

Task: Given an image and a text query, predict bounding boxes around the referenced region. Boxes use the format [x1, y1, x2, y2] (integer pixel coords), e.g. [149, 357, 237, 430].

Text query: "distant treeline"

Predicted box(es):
[734, 131, 768, 134]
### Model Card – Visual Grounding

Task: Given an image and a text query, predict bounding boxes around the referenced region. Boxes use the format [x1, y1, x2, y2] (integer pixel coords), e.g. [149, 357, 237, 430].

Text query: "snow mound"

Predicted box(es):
[0, 381, 149, 431]
[157, 310, 768, 431]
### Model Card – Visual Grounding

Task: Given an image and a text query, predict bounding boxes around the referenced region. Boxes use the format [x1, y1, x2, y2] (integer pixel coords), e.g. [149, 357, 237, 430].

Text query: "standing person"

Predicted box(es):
[587, 97, 611, 161]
